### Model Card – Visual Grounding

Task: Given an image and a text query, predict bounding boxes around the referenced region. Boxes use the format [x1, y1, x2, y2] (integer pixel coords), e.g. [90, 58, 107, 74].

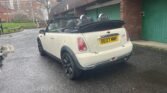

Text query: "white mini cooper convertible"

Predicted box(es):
[37, 15, 133, 80]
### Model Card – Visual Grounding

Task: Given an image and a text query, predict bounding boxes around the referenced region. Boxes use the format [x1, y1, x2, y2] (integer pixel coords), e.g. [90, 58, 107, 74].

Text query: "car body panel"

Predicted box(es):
[38, 20, 133, 70]
[82, 28, 128, 53]
[75, 41, 133, 68]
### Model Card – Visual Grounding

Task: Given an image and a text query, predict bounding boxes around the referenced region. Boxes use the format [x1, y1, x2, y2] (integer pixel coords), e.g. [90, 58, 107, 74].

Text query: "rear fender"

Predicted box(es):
[61, 46, 84, 70]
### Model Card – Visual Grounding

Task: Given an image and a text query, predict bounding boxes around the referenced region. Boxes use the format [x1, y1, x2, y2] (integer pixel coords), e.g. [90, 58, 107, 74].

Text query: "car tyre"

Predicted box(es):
[61, 52, 81, 80]
[37, 39, 46, 56]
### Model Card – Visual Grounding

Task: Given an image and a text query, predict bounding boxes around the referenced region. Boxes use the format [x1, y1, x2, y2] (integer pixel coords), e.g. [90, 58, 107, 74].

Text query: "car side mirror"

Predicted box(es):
[39, 30, 45, 35]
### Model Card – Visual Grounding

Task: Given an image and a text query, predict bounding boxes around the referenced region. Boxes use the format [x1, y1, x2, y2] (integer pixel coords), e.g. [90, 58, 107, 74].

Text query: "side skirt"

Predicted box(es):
[43, 50, 62, 63]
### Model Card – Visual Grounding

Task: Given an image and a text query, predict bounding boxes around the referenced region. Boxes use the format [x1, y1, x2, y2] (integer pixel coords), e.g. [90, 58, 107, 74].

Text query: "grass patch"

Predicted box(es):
[2, 22, 36, 34]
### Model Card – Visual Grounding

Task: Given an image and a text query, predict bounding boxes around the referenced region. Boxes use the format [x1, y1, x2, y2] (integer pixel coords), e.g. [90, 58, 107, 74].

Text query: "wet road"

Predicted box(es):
[0, 29, 167, 93]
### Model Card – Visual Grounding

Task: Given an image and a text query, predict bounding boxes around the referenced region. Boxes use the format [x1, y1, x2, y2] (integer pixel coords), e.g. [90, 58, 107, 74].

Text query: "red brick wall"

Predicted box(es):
[0, 6, 14, 22]
[0, 13, 9, 22]
[121, 0, 142, 40]
[0, 12, 14, 22]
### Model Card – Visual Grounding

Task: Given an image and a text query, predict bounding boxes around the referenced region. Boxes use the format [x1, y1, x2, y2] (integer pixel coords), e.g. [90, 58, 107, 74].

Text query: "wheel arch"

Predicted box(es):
[61, 46, 74, 58]
[60, 46, 84, 70]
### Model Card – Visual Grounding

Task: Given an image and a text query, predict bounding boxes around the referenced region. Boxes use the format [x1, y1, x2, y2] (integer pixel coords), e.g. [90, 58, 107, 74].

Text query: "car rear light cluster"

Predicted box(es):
[77, 37, 87, 52]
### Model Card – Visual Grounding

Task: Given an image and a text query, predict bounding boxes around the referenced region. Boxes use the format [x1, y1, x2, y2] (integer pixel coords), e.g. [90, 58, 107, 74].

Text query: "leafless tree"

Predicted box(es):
[37, 0, 51, 19]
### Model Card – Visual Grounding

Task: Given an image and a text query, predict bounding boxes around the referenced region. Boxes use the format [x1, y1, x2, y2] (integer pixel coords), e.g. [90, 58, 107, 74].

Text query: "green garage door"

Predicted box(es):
[86, 9, 98, 21]
[86, 4, 120, 21]
[98, 4, 120, 20]
[142, 0, 167, 43]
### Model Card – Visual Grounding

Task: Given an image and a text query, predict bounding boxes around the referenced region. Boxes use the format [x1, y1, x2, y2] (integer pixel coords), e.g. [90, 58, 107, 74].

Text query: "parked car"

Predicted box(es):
[37, 15, 133, 80]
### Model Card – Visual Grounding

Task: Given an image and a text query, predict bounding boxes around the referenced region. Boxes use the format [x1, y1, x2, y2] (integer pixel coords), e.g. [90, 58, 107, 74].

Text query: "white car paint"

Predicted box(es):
[38, 27, 133, 69]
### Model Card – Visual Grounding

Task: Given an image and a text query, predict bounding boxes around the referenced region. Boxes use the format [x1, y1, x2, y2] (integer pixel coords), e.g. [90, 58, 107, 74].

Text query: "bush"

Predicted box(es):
[2, 22, 36, 34]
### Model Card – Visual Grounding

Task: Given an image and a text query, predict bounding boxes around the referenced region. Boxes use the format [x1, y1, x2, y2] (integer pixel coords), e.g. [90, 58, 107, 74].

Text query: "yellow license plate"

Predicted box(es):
[99, 35, 119, 45]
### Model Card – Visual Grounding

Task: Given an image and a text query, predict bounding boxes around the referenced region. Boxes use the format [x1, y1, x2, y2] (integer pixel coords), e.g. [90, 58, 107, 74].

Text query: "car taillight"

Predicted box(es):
[77, 37, 87, 52]
[126, 31, 130, 41]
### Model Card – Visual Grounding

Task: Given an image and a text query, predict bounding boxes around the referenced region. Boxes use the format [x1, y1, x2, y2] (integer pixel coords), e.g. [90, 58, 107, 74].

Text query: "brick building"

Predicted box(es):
[0, 5, 14, 22]
[50, 0, 167, 43]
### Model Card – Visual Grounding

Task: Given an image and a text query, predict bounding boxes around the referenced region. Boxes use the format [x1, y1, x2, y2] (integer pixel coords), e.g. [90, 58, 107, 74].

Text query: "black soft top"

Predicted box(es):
[77, 20, 124, 33]
[48, 16, 124, 33]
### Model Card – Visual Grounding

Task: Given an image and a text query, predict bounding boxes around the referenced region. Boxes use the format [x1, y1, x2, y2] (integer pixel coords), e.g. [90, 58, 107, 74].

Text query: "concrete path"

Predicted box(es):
[0, 30, 167, 93]
[133, 40, 167, 51]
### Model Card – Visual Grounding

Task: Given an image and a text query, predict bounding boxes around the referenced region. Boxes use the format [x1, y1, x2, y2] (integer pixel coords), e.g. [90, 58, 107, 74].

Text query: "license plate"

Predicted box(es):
[99, 35, 119, 45]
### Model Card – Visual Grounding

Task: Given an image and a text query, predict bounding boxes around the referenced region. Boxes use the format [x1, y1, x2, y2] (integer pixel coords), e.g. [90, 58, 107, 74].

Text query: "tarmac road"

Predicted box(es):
[0, 29, 167, 93]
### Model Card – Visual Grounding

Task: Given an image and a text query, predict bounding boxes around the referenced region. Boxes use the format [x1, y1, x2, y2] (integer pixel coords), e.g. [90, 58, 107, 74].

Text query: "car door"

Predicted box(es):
[39, 28, 50, 52]
[45, 22, 60, 57]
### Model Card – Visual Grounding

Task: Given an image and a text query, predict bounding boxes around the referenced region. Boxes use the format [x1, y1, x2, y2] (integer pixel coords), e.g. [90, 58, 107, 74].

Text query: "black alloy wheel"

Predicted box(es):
[37, 40, 45, 56]
[62, 52, 81, 80]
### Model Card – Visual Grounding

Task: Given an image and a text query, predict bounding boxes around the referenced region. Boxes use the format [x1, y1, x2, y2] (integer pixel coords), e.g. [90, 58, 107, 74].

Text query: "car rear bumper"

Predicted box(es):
[75, 41, 133, 70]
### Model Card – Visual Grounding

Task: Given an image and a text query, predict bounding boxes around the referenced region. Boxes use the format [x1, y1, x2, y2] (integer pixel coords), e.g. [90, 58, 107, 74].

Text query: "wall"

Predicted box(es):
[67, 0, 95, 9]
[0, 6, 13, 22]
[121, 0, 142, 40]
[51, 0, 95, 16]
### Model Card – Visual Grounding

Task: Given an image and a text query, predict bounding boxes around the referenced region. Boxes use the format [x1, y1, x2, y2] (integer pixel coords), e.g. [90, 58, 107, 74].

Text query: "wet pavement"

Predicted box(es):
[0, 29, 167, 93]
